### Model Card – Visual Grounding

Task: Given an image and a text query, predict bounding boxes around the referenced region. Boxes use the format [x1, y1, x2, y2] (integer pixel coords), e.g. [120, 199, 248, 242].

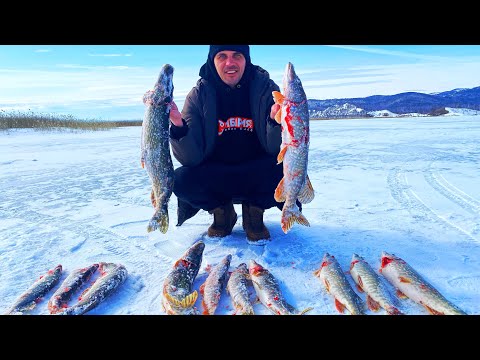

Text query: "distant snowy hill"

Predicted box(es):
[308, 85, 480, 117]
[310, 106, 480, 119]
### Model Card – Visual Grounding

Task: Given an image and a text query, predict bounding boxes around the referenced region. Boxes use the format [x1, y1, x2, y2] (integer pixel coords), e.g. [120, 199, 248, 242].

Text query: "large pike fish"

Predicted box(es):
[199, 254, 232, 315]
[226, 263, 254, 315]
[48, 263, 99, 314]
[5, 264, 62, 315]
[162, 241, 205, 315]
[56, 262, 128, 315]
[141, 63, 175, 233]
[249, 259, 312, 315]
[314, 253, 365, 315]
[379, 251, 467, 315]
[349, 253, 403, 315]
[272, 62, 315, 234]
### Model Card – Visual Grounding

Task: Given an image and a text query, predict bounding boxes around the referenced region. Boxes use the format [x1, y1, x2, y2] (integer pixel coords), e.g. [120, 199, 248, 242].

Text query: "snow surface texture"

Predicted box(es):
[1, 116, 479, 315]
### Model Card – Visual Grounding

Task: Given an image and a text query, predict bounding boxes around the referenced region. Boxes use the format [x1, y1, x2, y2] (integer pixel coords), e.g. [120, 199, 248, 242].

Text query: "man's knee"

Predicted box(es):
[173, 166, 192, 196]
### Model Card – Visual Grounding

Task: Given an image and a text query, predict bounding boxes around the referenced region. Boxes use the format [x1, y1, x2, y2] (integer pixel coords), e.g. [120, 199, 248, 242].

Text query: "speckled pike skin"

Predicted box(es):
[200, 254, 232, 315]
[272, 62, 315, 234]
[56, 262, 127, 315]
[249, 259, 312, 315]
[141, 64, 175, 233]
[5, 264, 63, 315]
[162, 241, 205, 315]
[314, 253, 365, 315]
[226, 263, 254, 315]
[48, 263, 99, 314]
[379, 251, 467, 315]
[350, 253, 403, 315]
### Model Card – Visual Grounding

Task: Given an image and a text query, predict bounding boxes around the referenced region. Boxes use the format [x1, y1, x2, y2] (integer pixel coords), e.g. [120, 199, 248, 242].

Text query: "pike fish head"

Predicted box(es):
[154, 64, 175, 104]
[379, 251, 398, 270]
[51, 264, 63, 275]
[321, 252, 335, 267]
[248, 259, 266, 277]
[350, 253, 364, 270]
[236, 263, 248, 273]
[282, 62, 306, 103]
[183, 241, 205, 266]
[222, 254, 233, 266]
[351, 253, 364, 262]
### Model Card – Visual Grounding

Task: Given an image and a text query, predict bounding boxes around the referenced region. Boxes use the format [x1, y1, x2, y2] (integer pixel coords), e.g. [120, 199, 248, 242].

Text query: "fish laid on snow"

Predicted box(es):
[141, 63, 175, 233]
[5, 264, 62, 315]
[349, 253, 403, 315]
[56, 262, 127, 315]
[48, 263, 99, 314]
[313, 253, 365, 315]
[272, 62, 315, 234]
[162, 241, 205, 315]
[200, 254, 232, 315]
[249, 259, 312, 315]
[226, 263, 254, 315]
[379, 251, 467, 315]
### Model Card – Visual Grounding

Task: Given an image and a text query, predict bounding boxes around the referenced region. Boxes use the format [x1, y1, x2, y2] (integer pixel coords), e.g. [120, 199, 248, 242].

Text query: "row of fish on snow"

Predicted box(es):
[4, 240, 467, 315]
[4, 262, 127, 315]
[162, 240, 467, 315]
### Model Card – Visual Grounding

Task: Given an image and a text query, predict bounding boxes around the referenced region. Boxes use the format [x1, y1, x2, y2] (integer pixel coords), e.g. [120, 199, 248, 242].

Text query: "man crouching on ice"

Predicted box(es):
[169, 45, 301, 245]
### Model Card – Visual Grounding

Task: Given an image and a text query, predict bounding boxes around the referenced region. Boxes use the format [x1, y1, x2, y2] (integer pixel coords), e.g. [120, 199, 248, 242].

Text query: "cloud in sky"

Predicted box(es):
[88, 53, 133, 57]
[326, 45, 450, 61]
[34, 49, 51, 53]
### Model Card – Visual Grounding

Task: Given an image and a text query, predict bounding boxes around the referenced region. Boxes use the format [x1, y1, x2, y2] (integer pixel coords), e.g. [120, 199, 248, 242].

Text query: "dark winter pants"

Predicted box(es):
[174, 154, 285, 212]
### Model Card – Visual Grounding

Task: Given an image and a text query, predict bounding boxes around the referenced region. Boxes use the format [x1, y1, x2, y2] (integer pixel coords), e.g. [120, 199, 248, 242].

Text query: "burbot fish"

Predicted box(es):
[272, 62, 315, 233]
[379, 251, 466, 315]
[141, 64, 175, 233]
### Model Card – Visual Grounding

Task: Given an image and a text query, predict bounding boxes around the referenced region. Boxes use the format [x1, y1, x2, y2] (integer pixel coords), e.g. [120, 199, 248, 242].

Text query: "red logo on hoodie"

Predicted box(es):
[218, 117, 253, 135]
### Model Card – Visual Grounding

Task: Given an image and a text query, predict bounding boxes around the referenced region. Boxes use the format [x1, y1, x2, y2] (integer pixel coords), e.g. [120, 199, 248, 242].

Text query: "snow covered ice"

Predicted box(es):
[1, 115, 479, 315]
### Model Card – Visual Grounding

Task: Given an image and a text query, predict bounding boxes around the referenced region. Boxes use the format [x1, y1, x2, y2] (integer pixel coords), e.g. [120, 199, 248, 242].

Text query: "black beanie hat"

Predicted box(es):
[208, 45, 251, 64]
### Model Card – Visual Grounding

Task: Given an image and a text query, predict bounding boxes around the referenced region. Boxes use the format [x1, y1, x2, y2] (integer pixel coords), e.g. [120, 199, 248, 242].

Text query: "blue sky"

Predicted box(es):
[1, 45, 480, 120]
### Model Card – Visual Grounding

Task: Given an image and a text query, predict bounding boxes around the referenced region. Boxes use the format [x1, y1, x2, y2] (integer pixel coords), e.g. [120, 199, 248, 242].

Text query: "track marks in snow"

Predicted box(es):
[388, 168, 478, 243]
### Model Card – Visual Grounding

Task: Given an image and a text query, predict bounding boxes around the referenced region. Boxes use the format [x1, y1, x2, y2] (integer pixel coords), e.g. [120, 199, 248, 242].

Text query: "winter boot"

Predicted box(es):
[242, 203, 271, 243]
[207, 201, 237, 237]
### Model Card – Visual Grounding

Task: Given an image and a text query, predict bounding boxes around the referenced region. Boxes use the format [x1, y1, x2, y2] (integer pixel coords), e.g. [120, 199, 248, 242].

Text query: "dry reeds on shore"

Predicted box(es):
[0, 110, 142, 132]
